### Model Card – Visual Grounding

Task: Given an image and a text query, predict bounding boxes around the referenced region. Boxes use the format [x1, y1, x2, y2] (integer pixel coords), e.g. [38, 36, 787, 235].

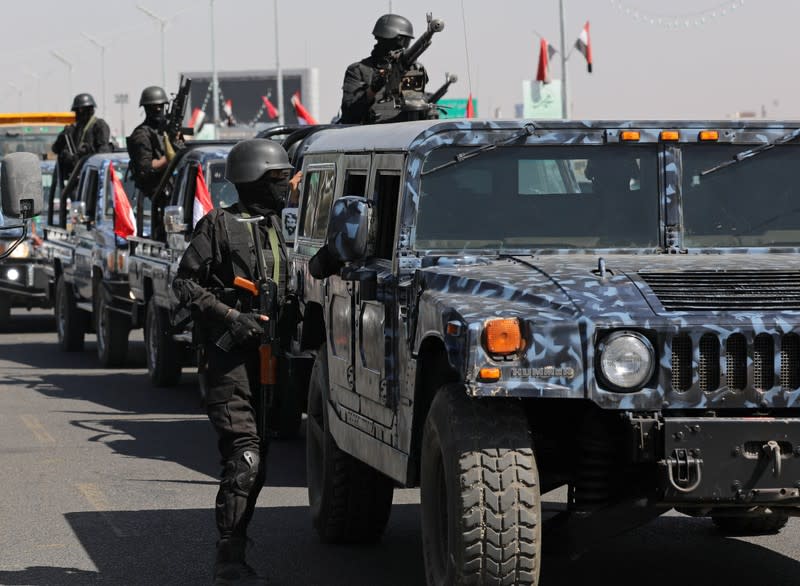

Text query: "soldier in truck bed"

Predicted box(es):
[172, 139, 295, 586]
[51, 93, 112, 181]
[339, 13, 427, 124]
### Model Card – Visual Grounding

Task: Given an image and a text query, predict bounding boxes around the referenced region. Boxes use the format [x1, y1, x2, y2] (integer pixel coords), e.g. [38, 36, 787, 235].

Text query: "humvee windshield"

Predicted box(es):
[682, 145, 800, 247]
[417, 145, 659, 250]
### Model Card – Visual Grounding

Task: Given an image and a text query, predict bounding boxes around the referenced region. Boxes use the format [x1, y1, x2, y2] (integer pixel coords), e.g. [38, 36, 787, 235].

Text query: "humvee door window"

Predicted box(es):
[682, 144, 800, 247]
[343, 171, 367, 196]
[418, 145, 658, 250]
[374, 172, 401, 260]
[82, 168, 99, 219]
[299, 168, 335, 240]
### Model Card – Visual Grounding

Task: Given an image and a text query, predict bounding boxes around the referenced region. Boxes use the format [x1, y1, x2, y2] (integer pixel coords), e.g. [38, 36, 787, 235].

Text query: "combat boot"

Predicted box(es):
[213, 537, 266, 585]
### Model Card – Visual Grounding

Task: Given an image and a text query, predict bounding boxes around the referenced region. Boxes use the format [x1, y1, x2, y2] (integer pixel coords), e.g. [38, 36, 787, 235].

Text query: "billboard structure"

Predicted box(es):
[181, 68, 320, 129]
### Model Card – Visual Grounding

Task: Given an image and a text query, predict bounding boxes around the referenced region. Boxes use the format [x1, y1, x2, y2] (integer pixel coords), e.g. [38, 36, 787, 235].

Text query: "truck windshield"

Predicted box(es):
[207, 162, 237, 208]
[682, 144, 800, 247]
[417, 145, 659, 250]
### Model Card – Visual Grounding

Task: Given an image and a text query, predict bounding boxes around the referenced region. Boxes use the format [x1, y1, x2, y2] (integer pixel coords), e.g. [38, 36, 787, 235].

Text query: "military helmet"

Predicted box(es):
[225, 139, 292, 184]
[71, 93, 97, 111]
[139, 86, 169, 107]
[372, 14, 414, 39]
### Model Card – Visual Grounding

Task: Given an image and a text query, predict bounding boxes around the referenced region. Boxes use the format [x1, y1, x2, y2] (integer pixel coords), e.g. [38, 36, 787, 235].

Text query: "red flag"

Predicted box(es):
[110, 163, 136, 239]
[291, 91, 317, 125]
[536, 38, 558, 83]
[189, 107, 205, 130]
[261, 95, 279, 120]
[466, 93, 475, 118]
[223, 99, 236, 125]
[193, 164, 214, 228]
[575, 21, 593, 73]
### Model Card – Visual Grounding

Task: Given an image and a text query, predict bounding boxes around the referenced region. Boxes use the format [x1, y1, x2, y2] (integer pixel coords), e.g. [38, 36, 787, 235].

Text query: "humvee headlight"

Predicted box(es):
[598, 331, 654, 390]
[483, 318, 524, 356]
[9, 242, 30, 259]
[6, 268, 20, 281]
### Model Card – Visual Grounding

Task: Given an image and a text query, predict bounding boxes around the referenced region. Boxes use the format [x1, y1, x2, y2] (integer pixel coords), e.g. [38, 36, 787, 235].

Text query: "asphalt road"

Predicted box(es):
[0, 309, 799, 586]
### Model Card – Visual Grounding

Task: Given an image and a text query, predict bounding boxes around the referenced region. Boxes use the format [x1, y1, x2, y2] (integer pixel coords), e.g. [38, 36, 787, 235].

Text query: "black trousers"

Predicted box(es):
[205, 343, 266, 540]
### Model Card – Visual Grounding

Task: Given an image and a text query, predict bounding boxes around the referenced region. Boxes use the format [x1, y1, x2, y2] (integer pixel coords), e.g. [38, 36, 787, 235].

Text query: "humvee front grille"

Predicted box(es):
[668, 333, 800, 392]
[639, 270, 800, 311]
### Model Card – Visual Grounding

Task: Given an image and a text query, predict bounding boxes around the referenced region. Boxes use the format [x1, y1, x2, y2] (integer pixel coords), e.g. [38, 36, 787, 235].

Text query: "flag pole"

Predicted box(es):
[559, 0, 569, 119]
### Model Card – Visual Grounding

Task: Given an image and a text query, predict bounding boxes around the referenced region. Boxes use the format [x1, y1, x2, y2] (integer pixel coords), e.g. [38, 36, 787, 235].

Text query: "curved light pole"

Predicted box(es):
[82, 33, 108, 118]
[137, 4, 168, 89]
[50, 50, 74, 99]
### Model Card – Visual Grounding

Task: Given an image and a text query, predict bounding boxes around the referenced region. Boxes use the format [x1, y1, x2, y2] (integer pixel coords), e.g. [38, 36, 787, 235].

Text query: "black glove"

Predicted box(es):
[225, 309, 264, 345]
[370, 71, 387, 93]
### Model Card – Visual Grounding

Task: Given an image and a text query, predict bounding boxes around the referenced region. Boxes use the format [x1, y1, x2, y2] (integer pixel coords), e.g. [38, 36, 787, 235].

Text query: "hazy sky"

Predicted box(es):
[0, 0, 786, 135]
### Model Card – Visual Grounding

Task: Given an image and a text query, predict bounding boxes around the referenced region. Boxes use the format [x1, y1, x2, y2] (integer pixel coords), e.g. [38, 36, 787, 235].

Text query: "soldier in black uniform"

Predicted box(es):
[51, 93, 112, 181]
[172, 139, 294, 586]
[339, 13, 426, 124]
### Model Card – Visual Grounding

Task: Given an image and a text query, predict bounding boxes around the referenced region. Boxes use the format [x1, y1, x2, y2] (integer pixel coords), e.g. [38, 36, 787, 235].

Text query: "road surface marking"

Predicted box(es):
[75, 483, 127, 538]
[19, 414, 55, 445]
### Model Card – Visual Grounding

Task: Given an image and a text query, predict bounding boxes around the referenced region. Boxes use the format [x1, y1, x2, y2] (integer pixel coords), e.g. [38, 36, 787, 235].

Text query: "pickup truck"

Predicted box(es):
[0, 161, 55, 325]
[40, 152, 142, 366]
[128, 142, 236, 388]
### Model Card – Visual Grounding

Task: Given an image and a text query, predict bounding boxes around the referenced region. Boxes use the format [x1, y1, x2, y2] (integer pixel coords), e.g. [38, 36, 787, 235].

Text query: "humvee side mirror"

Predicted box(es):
[326, 195, 373, 263]
[1, 152, 43, 220]
[69, 200, 88, 225]
[164, 205, 187, 233]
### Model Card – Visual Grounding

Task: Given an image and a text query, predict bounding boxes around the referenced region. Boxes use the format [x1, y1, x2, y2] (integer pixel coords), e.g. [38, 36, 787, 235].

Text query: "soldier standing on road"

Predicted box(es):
[51, 93, 112, 181]
[172, 139, 295, 586]
[339, 14, 426, 124]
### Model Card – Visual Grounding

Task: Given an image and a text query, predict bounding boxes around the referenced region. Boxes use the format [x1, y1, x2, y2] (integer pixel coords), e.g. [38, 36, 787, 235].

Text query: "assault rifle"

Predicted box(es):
[370, 13, 445, 123]
[164, 75, 193, 157]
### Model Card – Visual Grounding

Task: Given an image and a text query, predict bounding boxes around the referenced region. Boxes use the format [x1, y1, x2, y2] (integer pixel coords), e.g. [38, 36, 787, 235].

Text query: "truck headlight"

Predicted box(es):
[9, 242, 30, 259]
[598, 331, 655, 390]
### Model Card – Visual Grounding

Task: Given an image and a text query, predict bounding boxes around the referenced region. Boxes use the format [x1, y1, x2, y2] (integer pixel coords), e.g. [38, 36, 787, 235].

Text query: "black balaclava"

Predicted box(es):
[144, 104, 167, 130]
[75, 107, 94, 126]
[237, 173, 290, 217]
[372, 36, 411, 61]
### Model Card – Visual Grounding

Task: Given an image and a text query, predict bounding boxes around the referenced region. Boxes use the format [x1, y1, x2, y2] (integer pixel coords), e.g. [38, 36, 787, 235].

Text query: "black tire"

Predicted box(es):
[712, 510, 790, 535]
[0, 294, 11, 327]
[95, 290, 129, 367]
[55, 277, 86, 352]
[145, 297, 182, 387]
[420, 385, 541, 586]
[306, 344, 394, 543]
[269, 358, 304, 439]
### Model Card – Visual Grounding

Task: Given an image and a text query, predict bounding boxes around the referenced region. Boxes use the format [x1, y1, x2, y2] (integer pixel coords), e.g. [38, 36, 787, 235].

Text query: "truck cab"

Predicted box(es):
[41, 152, 140, 366]
[290, 119, 800, 585]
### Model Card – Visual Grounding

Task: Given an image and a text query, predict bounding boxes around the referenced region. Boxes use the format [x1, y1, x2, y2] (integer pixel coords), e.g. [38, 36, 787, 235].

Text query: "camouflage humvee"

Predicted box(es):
[287, 119, 800, 585]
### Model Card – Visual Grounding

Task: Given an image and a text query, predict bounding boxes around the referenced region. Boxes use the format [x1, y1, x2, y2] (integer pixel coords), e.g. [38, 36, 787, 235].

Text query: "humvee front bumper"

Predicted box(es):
[654, 417, 800, 506]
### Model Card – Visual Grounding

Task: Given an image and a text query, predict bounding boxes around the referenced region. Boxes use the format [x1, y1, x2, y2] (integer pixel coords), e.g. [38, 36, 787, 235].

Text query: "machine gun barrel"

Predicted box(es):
[166, 75, 193, 142]
[428, 73, 458, 104]
[400, 15, 444, 69]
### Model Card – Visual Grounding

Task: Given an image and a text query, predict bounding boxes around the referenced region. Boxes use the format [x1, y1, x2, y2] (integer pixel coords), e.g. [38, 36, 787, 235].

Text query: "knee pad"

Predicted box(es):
[223, 450, 260, 496]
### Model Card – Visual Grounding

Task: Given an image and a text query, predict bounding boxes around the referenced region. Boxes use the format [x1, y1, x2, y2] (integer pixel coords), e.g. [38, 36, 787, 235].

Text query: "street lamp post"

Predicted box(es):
[24, 71, 42, 111]
[50, 50, 74, 98]
[210, 0, 220, 126]
[114, 93, 129, 142]
[274, 0, 284, 125]
[82, 33, 108, 118]
[137, 4, 168, 89]
[8, 82, 23, 111]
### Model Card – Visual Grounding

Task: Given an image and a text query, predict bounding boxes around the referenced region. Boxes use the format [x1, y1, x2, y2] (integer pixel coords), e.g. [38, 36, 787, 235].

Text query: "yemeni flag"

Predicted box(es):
[575, 21, 593, 73]
[193, 164, 214, 228]
[110, 163, 136, 239]
[291, 91, 318, 125]
[261, 95, 279, 120]
[536, 38, 558, 83]
[189, 107, 205, 131]
[223, 99, 236, 125]
[466, 93, 475, 118]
